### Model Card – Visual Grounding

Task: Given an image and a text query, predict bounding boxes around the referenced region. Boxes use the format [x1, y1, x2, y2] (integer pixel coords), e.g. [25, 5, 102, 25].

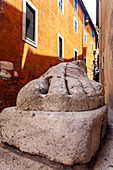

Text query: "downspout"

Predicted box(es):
[99, 0, 102, 82]
[82, 10, 83, 61]
[96, 0, 99, 27]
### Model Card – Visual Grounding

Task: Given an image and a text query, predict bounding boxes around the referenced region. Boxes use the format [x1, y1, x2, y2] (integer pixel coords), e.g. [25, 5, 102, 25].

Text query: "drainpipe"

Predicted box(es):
[96, 0, 99, 27]
[99, 0, 102, 82]
[82, 11, 84, 61]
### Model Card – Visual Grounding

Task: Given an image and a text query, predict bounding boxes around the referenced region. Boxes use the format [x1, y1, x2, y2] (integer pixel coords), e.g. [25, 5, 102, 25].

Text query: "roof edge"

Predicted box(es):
[78, 0, 97, 34]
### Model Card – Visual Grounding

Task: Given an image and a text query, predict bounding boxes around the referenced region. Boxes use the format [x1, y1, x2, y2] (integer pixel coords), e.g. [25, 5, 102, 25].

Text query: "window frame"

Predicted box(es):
[58, 32, 64, 61]
[58, 0, 64, 15]
[74, 0, 78, 13]
[74, 16, 78, 33]
[22, 0, 38, 48]
[74, 48, 78, 61]
[84, 31, 87, 44]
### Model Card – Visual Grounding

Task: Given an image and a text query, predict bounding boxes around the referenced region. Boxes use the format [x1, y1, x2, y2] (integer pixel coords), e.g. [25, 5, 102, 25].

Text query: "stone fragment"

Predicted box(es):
[0, 69, 11, 78]
[0, 61, 13, 70]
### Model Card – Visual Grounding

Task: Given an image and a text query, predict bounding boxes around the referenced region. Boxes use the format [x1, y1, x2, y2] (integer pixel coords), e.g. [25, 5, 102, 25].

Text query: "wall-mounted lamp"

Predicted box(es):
[85, 16, 89, 26]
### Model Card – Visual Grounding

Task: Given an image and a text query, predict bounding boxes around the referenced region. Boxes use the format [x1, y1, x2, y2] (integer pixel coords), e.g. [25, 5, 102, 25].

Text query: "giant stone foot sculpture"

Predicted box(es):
[0, 61, 108, 166]
[17, 61, 104, 111]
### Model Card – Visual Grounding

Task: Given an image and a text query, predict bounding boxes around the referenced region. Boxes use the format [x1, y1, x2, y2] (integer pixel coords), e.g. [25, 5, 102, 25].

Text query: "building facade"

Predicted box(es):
[0, 0, 96, 111]
[97, 0, 113, 109]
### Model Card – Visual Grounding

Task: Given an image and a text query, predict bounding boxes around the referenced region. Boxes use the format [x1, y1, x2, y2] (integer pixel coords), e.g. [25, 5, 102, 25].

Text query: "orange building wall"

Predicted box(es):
[83, 23, 96, 79]
[0, 0, 96, 111]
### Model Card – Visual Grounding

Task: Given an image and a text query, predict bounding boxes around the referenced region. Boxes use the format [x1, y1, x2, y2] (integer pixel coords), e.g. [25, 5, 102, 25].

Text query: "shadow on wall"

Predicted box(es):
[0, 1, 77, 80]
[0, 2, 23, 70]
[0, 50, 76, 112]
[77, 47, 87, 61]
[83, 47, 87, 58]
[0, 2, 25, 112]
[0, 2, 75, 112]
[0, 2, 84, 112]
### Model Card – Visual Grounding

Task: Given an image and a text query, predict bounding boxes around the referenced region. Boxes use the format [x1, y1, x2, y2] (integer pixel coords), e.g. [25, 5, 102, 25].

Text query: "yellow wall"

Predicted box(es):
[83, 22, 96, 79]
[0, 0, 96, 111]
[0, 0, 96, 79]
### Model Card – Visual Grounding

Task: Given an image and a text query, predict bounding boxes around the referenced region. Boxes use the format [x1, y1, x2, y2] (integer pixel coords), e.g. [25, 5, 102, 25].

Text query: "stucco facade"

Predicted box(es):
[98, 0, 113, 108]
[0, 0, 96, 111]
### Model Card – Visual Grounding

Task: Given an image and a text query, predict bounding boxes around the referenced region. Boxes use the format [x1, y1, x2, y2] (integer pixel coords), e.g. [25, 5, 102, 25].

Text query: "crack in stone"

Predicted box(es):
[65, 63, 71, 95]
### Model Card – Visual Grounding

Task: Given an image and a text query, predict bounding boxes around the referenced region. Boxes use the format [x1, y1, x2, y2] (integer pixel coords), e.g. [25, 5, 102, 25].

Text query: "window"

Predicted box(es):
[22, 0, 38, 48]
[84, 31, 87, 44]
[58, 33, 64, 61]
[74, 16, 78, 33]
[74, 49, 78, 61]
[74, 0, 78, 12]
[91, 42, 93, 51]
[91, 29, 94, 38]
[84, 56, 87, 65]
[58, 0, 64, 14]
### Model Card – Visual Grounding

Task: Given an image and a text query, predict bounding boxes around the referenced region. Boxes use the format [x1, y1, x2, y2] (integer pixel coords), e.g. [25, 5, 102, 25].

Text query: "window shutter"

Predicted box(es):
[75, 20, 77, 31]
[59, 0, 61, 8]
[59, 0, 63, 12]
[91, 30, 94, 38]
[74, 0, 77, 11]
[93, 31, 94, 38]
[61, 0, 62, 10]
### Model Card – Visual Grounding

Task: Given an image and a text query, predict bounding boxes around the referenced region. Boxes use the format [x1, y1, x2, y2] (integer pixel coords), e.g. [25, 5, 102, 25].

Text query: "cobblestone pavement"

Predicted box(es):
[0, 108, 113, 170]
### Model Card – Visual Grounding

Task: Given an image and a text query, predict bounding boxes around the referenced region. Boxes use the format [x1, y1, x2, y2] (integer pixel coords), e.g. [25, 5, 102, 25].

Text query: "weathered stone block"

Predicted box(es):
[0, 69, 11, 78]
[0, 105, 107, 165]
[0, 61, 13, 70]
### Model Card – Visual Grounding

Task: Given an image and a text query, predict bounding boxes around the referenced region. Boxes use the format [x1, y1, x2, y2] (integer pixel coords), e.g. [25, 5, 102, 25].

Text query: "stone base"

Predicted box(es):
[0, 105, 108, 166]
